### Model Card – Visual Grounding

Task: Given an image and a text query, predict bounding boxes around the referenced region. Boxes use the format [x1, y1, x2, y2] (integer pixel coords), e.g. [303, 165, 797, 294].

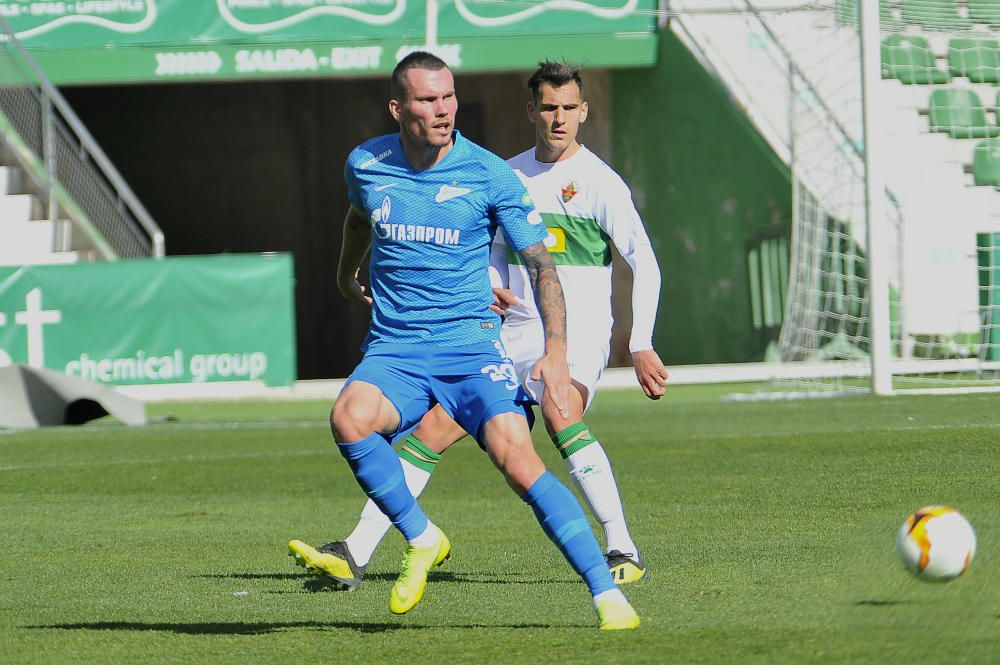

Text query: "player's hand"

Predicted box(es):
[531, 348, 571, 419]
[339, 270, 372, 306]
[632, 349, 669, 400]
[488, 287, 519, 315]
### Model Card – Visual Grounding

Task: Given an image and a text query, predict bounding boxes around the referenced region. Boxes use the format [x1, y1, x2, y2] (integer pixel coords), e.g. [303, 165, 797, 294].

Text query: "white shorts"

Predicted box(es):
[500, 318, 610, 411]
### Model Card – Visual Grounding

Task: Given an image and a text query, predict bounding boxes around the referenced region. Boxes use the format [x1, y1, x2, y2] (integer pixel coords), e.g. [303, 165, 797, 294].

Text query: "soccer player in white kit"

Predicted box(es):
[291, 61, 668, 590]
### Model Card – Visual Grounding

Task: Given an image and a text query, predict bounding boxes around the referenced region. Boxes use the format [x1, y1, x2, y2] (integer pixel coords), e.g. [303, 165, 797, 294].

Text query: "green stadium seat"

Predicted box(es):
[973, 139, 1000, 187]
[835, 0, 902, 29]
[882, 36, 950, 84]
[928, 89, 1000, 139]
[901, 0, 972, 30]
[948, 38, 1000, 83]
[969, 0, 1000, 27]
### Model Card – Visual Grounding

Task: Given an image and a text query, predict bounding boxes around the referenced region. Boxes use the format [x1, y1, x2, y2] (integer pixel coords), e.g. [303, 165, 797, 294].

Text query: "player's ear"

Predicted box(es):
[526, 99, 537, 124]
[388, 98, 401, 122]
[579, 100, 589, 124]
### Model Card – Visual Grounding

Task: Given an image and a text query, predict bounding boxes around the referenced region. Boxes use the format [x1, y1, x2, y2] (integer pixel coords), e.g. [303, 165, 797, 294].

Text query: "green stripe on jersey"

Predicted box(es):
[508, 213, 612, 267]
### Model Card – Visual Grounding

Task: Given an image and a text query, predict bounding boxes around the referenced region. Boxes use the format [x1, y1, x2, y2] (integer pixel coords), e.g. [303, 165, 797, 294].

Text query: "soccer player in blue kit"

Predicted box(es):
[290, 52, 639, 630]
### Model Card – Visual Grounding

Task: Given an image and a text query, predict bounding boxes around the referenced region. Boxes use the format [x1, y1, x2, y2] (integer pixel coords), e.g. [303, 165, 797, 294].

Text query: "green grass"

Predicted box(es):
[1, 388, 998, 664]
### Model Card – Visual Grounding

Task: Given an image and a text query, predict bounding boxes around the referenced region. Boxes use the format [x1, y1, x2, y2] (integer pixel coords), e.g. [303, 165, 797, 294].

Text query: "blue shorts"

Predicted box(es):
[345, 340, 533, 443]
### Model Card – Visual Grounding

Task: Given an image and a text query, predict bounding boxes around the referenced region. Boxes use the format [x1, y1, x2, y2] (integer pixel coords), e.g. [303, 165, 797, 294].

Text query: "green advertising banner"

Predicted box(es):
[0, 1, 657, 84]
[0, 253, 296, 386]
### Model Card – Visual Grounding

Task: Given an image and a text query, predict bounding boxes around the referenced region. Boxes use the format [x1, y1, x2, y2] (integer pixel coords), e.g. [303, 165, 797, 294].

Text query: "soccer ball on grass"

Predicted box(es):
[896, 505, 976, 582]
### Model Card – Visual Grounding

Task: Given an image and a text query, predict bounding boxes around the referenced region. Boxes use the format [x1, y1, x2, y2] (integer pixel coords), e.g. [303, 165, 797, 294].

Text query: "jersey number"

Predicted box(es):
[481, 363, 518, 391]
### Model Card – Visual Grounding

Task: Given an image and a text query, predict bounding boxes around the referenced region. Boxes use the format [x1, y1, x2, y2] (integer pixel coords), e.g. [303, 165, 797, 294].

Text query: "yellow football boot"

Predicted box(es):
[607, 550, 648, 585]
[388, 526, 451, 614]
[288, 539, 366, 591]
[597, 598, 641, 630]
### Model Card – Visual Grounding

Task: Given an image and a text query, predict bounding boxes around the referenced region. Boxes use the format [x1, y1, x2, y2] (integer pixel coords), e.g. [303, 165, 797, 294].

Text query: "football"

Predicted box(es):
[896, 506, 977, 582]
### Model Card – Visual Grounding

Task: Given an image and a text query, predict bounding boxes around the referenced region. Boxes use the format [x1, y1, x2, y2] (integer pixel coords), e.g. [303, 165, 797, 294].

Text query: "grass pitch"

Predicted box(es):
[1, 386, 997, 664]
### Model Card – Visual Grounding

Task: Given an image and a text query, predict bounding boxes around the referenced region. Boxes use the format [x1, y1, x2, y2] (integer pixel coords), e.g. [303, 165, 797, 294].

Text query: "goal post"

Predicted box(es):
[860, 0, 894, 395]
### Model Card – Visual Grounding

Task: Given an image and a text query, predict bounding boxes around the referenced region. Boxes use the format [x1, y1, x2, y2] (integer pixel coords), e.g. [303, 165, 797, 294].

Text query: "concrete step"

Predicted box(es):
[0, 250, 80, 266]
[0, 218, 55, 255]
[0, 194, 42, 223]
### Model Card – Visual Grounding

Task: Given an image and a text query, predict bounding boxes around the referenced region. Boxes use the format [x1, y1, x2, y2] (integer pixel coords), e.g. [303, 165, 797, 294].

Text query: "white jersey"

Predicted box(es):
[493, 145, 661, 355]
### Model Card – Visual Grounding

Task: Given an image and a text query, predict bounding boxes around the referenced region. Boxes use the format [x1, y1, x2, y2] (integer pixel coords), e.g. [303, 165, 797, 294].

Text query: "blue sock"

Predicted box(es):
[523, 471, 615, 596]
[337, 432, 429, 541]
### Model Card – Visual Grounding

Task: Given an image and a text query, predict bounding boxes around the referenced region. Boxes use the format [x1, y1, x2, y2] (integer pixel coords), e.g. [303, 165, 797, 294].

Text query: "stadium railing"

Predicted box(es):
[0, 18, 163, 261]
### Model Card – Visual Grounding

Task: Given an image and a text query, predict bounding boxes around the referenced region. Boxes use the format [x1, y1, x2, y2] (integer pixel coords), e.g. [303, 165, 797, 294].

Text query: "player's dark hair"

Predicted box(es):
[528, 61, 584, 103]
[391, 51, 450, 101]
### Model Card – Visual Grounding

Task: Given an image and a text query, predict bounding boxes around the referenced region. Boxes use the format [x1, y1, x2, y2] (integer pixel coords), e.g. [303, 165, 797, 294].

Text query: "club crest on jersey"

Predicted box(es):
[561, 181, 578, 203]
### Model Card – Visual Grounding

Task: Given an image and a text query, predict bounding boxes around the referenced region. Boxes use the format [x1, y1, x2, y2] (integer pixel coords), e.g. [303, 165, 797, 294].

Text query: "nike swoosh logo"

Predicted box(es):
[374, 183, 396, 191]
[435, 185, 472, 203]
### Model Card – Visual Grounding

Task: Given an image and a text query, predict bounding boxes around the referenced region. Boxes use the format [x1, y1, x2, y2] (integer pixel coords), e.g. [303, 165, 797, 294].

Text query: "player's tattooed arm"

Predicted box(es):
[521, 240, 571, 418]
[521, 241, 567, 346]
[337, 205, 373, 305]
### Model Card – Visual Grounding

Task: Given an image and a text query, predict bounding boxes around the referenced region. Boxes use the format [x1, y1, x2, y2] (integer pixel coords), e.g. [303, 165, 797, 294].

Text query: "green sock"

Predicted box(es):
[397, 434, 443, 473]
[552, 422, 596, 459]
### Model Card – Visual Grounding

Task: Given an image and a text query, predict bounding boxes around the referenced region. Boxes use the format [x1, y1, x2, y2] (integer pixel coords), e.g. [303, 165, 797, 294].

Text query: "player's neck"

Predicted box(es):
[401, 135, 454, 171]
[535, 141, 582, 164]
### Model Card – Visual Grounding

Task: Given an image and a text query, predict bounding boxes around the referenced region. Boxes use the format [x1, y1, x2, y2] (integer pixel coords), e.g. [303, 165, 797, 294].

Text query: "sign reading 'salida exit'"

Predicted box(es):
[0, 0, 657, 84]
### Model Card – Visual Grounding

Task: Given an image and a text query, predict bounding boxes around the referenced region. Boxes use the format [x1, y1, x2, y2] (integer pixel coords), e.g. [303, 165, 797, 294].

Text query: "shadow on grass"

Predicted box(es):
[855, 599, 909, 607]
[199, 570, 578, 594]
[30, 620, 559, 634]
[198, 573, 304, 581]
[289, 570, 578, 592]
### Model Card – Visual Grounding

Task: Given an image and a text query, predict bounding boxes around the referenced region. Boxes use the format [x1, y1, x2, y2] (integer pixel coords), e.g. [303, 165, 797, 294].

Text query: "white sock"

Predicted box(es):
[564, 441, 639, 557]
[344, 458, 432, 566]
[592, 588, 628, 610]
[408, 521, 438, 548]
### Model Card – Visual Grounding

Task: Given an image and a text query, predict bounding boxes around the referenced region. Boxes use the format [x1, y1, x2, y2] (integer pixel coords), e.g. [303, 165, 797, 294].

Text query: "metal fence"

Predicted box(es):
[0, 18, 163, 259]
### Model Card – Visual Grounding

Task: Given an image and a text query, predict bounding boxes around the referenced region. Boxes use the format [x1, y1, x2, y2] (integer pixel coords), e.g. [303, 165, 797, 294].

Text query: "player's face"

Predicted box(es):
[528, 81, 588, 162]
[390, 67, 458, 150]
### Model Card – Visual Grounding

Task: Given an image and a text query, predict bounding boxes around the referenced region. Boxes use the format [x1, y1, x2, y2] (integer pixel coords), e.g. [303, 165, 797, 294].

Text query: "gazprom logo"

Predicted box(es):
[370, 195, 392, 238]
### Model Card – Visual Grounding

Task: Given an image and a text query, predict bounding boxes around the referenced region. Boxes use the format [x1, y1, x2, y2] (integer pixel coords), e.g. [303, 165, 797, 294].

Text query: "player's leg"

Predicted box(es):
[328, 380, 435, 543]
[293, 404, 467, 593]
[338, 406, 468, 579]
[291, 428, 444, 590]
[511, 321, 646, 583]
[431, 340, 636, 629]
[480, 412, 639, 630]
[540, 381, 646, 584]
[329, 379, 452, 613]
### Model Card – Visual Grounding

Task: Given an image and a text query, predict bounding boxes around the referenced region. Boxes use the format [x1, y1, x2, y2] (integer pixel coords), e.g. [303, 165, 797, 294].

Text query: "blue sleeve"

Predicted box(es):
[344, 151, 362, 209]
[489, 159, 547, 252]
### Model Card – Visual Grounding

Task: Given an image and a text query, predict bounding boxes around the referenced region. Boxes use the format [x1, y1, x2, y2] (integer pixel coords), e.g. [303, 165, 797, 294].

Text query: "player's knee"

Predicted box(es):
[499, 451, 546, 495]
[540, 384, 587, 435]
[481, 413, 545, 493]
[330, 395, 379, 442]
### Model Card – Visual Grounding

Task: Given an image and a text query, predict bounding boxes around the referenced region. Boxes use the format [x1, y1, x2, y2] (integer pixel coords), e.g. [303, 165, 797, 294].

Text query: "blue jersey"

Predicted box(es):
[345, 131, 546, 347]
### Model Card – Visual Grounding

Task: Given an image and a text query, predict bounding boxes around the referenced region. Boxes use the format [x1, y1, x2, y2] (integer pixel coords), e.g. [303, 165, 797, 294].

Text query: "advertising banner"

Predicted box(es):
[0, 0, 657, 84]
[0, 253, 297, 386]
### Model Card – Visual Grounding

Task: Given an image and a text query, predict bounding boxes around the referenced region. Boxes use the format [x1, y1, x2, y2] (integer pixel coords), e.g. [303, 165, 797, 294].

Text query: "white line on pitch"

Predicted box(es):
[0, 448, 333, 473]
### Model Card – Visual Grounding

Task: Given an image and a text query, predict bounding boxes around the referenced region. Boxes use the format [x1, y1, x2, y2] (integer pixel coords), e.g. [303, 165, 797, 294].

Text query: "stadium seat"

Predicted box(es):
[973, 139, 1000, 187]
[901, 0, 972, 30]
[882, 35, 951, 84]
[969, 0, 1000, 27]
[928, 89, 1000, 139]
[947, 38, 1000, 83]
[835, 0, 902, 29]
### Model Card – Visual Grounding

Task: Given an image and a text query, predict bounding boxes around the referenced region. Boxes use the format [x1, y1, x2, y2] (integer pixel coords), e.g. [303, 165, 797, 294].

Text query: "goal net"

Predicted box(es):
[668, 0, 1000, 396]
